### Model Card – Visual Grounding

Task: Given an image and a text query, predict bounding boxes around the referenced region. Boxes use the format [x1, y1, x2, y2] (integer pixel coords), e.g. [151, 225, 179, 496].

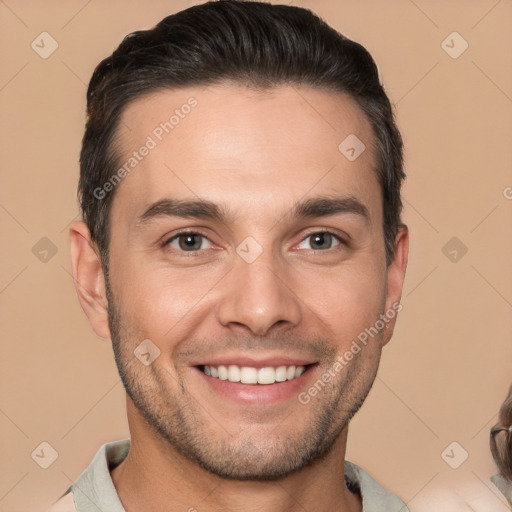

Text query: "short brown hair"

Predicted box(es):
[78, 0, 405, 270]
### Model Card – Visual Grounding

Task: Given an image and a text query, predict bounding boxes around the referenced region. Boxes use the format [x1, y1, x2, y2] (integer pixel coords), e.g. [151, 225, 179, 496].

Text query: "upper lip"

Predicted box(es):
[190, 354, 316, 368]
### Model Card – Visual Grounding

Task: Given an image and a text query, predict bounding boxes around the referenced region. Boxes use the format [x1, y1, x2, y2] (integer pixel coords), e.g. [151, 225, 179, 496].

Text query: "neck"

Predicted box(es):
[111, 399, 362, 512]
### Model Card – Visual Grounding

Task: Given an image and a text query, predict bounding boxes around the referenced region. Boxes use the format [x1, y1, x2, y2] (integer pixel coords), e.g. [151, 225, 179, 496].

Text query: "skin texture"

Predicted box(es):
[70, 83, 408, 512]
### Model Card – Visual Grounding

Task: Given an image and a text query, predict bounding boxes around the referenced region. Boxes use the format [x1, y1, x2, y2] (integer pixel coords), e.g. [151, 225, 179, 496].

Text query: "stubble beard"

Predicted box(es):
[105, 278, 382, 481]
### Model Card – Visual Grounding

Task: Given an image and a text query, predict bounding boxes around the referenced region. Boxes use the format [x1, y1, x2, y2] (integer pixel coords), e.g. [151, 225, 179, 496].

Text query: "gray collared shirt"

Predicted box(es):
[48, 439, 410, 512]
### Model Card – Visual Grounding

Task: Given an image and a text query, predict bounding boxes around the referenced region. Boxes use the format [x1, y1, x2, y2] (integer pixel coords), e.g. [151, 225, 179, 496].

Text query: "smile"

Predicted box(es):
[201, 364, 307, 384]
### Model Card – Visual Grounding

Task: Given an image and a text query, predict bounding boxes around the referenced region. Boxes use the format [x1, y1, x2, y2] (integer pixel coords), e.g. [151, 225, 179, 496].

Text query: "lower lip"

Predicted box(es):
[192, 366, 316, 405]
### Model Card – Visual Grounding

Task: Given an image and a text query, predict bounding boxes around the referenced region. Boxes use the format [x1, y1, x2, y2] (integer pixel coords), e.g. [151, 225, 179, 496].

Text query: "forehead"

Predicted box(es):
[110, 83, 380, 224]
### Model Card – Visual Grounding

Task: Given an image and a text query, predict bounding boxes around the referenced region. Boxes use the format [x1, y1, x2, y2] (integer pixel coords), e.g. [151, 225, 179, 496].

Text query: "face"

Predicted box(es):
[85, 83, 407, 480]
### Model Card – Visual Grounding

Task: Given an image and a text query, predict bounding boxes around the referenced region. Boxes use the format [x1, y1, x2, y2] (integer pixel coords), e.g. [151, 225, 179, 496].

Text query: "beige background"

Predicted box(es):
[1, 1, 511, 511]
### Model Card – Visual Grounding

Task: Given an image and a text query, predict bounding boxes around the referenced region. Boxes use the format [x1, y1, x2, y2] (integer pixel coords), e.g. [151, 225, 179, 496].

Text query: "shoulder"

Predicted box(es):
[43, 439, 130, 512]
[345, 461, 410, 512]
[491, 473, 512, 506]
[401, 475, 511, 512]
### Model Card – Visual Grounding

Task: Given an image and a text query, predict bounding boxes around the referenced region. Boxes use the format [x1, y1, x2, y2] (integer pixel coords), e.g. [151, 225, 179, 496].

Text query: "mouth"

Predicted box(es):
[190, 355, 319, 405]
[198, 363, 315, 385]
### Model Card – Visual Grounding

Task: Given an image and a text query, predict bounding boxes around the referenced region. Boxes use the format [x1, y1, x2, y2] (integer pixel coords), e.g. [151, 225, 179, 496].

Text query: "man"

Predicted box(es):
[51, 1, 409, 510]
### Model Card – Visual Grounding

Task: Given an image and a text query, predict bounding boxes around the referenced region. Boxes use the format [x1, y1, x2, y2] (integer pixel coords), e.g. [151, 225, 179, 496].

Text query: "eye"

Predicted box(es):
[296, 232, 342, 251]
[166, 232, 213, 252]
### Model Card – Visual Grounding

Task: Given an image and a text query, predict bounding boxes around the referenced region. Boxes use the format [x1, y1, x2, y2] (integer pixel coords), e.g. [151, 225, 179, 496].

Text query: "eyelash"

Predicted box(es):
[161, 229, 347, 253]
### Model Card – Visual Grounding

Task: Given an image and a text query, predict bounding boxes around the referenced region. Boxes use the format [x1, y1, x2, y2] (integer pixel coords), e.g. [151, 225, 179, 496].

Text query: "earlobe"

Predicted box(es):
[69, 221, 111, 340]
[382, 224, 409, 346]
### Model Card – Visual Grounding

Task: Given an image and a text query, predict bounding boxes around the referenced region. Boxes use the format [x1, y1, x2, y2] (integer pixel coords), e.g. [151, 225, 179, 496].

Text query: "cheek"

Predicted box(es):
[299, 263, 386, 343]
[111, 257, 220, 340]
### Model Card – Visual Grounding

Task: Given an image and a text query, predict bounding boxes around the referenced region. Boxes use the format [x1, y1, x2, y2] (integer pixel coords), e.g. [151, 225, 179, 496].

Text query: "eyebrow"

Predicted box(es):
[293, 196, 370, 225]
[136, 198, 230, 226]
[135, 195, 370, 227]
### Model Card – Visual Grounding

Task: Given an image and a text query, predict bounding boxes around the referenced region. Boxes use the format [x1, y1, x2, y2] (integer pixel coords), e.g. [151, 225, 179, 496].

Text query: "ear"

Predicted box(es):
[69, 221, 111, 340]
[382, 224, 409, 346]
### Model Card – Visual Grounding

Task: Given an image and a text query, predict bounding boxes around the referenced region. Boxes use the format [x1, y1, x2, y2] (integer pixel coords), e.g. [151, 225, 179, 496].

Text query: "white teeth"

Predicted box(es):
[202, 364, 307, 384]
[240, 366, 258, 384]
[218, 365, 228, 380]
[275, 366, 287, 382]
[228, 365, 241, 382]
[257, 367, 275, 385]
[295, 366, 305, 378]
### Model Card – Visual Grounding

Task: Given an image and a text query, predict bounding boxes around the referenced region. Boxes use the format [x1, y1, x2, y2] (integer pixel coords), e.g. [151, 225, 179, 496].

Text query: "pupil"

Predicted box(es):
[312, 233, 330, 249]
[180, 234, 201, 250]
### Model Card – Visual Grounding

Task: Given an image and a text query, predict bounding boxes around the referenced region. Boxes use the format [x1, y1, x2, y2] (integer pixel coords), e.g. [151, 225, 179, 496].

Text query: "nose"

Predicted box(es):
[216, 250, 302, 337]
